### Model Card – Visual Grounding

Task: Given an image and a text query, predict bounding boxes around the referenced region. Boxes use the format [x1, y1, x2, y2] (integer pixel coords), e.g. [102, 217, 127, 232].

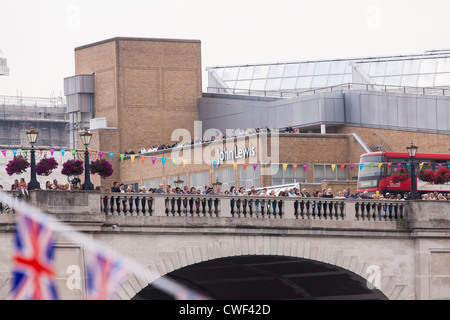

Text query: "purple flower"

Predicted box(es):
[36, 157, 58, 176]
[61, 159, 84, 176]
[89, 159, 113, 178]
[6, 155, 30, 176]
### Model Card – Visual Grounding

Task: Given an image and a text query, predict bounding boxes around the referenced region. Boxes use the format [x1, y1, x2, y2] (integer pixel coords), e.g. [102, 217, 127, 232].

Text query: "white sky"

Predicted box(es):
[1, 0, 450, 98]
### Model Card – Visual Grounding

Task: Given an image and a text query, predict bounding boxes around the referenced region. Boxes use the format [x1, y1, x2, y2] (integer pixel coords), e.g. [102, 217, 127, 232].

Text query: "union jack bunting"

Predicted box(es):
[11, 210, 58, 300]
[85, 248, 129, 300]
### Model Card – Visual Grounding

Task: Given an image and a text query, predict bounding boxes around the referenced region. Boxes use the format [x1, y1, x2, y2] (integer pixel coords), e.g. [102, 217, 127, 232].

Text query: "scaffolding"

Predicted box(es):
[0, 94, 69, 149]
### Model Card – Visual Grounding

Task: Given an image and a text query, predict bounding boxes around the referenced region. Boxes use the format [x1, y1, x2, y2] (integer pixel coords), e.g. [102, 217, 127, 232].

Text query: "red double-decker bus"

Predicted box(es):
[357, 151, 450, 195]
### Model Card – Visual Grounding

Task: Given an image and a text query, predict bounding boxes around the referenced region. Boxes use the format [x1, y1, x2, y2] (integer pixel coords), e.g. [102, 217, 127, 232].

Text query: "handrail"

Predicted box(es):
[206, 83, 450, 99]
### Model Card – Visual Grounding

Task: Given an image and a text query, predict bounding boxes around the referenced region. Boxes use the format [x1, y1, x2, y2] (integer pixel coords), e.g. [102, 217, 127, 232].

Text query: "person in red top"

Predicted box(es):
[19, 178, 29, 196]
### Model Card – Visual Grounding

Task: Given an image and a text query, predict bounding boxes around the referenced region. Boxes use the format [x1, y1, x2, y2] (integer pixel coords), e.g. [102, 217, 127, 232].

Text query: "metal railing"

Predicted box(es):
[206, 83, 450, 99]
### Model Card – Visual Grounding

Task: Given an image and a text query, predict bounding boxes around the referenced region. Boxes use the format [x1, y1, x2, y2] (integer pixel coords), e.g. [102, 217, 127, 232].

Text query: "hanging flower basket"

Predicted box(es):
[391, 168, 409, 183]
[61, 159, 84, 176]
[89, 159, 113, 178]
[6, 155, 30, 176]
[36, 156, 59, 176]
[418, 169, 436, 183]
[434, 168, 450, 185]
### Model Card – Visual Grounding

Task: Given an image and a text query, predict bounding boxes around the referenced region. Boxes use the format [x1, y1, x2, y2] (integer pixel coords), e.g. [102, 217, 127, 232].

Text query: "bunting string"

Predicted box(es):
[1, 148, 448, 172]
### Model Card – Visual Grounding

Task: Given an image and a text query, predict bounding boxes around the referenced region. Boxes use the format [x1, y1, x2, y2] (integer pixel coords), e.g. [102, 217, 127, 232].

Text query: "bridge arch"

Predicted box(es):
[112, 235, 413, 300]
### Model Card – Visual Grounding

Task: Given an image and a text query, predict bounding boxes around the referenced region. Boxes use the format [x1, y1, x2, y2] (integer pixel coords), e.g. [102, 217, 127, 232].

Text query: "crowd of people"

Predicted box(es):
[92, 183, 450, 201]
[124, 126, 273, 156]
[123, 124, 308, 156]
[4, 177, 450, 202]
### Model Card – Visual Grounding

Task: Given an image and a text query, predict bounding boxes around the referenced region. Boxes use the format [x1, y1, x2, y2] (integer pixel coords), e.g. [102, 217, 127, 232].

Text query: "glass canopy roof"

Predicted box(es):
[206, 50, 450, 97]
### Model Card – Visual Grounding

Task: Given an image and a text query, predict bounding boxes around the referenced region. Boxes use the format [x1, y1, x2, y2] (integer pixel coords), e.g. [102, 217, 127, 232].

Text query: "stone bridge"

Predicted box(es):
[0, 191, 449, 300]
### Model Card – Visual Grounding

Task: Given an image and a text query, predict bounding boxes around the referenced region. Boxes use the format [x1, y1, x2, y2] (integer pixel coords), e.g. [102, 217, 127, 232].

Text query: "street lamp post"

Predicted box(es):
[406, 141, 420, 200]
[26, 126, 40, 190]
[80, 128, 94, 191]
[174, 176, 184, 188]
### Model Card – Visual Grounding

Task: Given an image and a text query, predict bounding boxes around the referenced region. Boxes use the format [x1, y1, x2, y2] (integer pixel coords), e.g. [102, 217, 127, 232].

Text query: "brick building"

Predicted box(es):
[65, 38, 450, 192]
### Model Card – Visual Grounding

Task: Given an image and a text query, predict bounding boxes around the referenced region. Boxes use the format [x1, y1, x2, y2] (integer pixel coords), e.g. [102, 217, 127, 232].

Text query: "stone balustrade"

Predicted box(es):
[0, 191, 408, 224]
[98, 193, 407, 222]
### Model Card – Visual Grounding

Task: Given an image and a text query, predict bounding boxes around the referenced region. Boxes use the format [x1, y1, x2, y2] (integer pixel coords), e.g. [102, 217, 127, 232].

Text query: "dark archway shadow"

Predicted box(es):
[133, 255, 387, 300]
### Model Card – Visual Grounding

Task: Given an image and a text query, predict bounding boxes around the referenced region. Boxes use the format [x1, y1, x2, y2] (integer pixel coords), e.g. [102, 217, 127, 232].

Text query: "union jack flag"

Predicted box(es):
[85, 248, 129, 300]
[11, 210, 58, 300]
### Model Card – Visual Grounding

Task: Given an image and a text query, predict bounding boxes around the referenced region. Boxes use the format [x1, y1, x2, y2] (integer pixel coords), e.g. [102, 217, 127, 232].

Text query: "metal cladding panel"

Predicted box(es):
[407, 96, 418, 128]
[359, 94, 370, 124]
[437, 99, 450, 131]
[344, 93, 360, 124]
[426, 98, 438, 129]
[64, 74, 94, 95]
[417, 98, 428, 130]
[387, 94, 398, 127]
[66, 93, 92, 113]
[378, 94, 389, 125]
[397, 96, 408, 127]
[368, 94, 379, 126]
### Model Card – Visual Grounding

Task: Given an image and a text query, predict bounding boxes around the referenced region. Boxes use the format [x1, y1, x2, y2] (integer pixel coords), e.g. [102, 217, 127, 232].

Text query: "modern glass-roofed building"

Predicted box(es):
[206, 50, 450, 97]
[200, 49, 450, 137]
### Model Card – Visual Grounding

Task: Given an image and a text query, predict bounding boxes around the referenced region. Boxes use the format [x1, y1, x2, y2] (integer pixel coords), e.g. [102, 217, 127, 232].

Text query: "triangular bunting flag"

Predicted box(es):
[151, 157, 156, 165]
[182, 160, 186, 167]
[141, 156, 145, 164]
[71, 149, 76, 156]
[368, 163, 373, 169]
[341, 164, 345, 171]
[359, 163, 365, 171]
[161, 158, 166, 166]
[12, 149, 17, 156]
[406, 163, 410, 169]
[350, 163, 355, 171]
[172, 159, 177, 166]
[50, 148, 55, 156]
[130, 155, 135, 163]
[243, 163, 248, 170]
[378, 163, 382, 169]
[283, 164, 288, 171]
[109, 152, 114, 160]
[89, 150, 93, 157]
[253, 163, 258, 171]
[419, 162, 424, 170]
[387, 163, 392, 169]
[233, 163, 237, 170]
[398, 162, 402, 169]
[303, 164, 307, 172]
[331, 164, 336, 171]
[292, 164, 297, 172]
[39, 148, 43, 155]
[1, 150, 5, 157]
[213, 161, 217, 169]
[99, 152, 104, 159]
[120, 154, 125, 162]
[61, 149, 65, 157]
[23, 150, 28, 157]
[438, 163, 442, 169]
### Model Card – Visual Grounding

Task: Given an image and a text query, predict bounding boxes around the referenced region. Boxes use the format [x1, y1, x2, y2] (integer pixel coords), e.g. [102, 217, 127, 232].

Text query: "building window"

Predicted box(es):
[239, 166, 260, 189]
[313, 164, 348, 183]
[214, 168, 236, 192]
[271, 164, 307, 185]
[189, 172, 209, 190]
[124, 182, 139, 192]
[143, 178, 162, 190]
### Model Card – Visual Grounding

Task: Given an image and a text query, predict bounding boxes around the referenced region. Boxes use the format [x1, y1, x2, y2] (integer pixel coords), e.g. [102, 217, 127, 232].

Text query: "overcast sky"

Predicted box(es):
[1, 0, 450, 98]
